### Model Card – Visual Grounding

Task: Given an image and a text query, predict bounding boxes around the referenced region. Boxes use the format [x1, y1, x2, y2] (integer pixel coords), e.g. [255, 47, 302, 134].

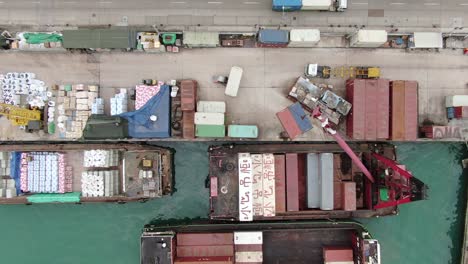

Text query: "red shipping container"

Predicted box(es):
[454, 106, 463, 118]
[177, 233, 233, 246]
[234, 244, 263, 252]
[390, 81, 406, 140]
[285, 153, 306, 211]
[404, 81, 418, 140]
[175, 256, 234, 264]
[365, 80, 378, 140]
[342, 182, 356, 211]
[181, 80, 198, 112]
[276, 108, 302, 139]
[462, 107, 468, 118]
[183, 111, 195, 139]
[333, 182, 343, 210]
[274, 154, 286, 213]
[323, 247, 353, 262]
[376, 79, 390, 139]
[346, 79, 366, 140]
[176, 245, 234, 257]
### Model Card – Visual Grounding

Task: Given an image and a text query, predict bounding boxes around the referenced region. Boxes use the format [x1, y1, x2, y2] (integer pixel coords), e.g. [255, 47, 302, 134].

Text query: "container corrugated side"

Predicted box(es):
[181, 80, 197, 111]
[197, 101, 226, 113]
[306, 153, 320, 208]
[376, 79, 390, 139]
[272, 0, 302, 11]
[176, 245, 234, 257]
[288, 29, 320, 47]
[301, 0, 332, 10]
[390, 81, 406, 140]
[319, 153, 334, 210]
[404, 81, 418, 140]
[346, 79, 366, 140]
[274, 154, 286, 213]
[286, 153, 299, 211]
[364, 80, 377, 140]
[288, 102, 313, 133]
[342, 181, 356, 211]
[176, 233, 234, 246]
[182, 111, 195, 139]
[228, 125, 258, 138]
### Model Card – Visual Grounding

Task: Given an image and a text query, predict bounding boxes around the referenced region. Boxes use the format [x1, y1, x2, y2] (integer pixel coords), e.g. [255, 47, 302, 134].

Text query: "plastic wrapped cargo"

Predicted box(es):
[411, 32, 443, 49]
[288, 29, 320, 47]
[350, 30, 387, 48]
[301, 0, 332, 10]
[183, 31, 219, 48]
[272, 0, 302, 11]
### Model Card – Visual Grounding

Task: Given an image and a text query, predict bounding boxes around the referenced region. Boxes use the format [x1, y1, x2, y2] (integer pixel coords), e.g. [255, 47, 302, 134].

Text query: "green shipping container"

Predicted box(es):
[196, 125, 225, 138]
[228, 125, 258, 138]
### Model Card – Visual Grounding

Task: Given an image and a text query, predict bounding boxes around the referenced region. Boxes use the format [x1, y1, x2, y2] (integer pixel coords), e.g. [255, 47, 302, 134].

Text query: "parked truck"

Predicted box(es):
[272, 0, 347, 12]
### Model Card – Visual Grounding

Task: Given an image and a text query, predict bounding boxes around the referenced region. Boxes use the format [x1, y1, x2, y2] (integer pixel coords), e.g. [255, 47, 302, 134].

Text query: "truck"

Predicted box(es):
[273, 0, 347, 12]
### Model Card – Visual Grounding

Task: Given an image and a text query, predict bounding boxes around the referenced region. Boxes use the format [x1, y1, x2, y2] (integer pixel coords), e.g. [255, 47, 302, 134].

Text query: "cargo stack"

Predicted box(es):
[446, 95, 468, 119]
[234, 232, 263, 264]
[195, 101, 226, 138]
[390, 80, 418, 140]
[306, 153, 335, 210]
[276, 102, 313, 139]
[180, 80, 198, 139]
[175, 233, 234, 263]
[346, 79, 390, 140]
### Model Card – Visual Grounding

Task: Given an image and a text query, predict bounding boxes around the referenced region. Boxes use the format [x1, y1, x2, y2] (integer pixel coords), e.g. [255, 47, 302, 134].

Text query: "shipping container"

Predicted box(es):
[447, 107, 455, 119]
[307, 153, 320, 208]
[411, 32, 443, 49]
[142, 222, 380, 264]
[182, 111, 195, 139]
[342, 182, 356, 211]
[272, 0, 302, 11]
[454, 107, 463, 119]
[301, 0, 333, 10]
[346, 79, 366, 140]
[62, 28, 137, 49]
[228, 125, 258, 138]
[181, 80, 197, 112]
[196, 125, 225, 138]
[252, 154, 263, 216]
[288, 102, 313, 133]
[404, 81, 418, 140]
[350, 30, 387, 48]
[376, 79, 390, 139]
[176, 245, 234, 257]
[319, 153, 334, 210]
[276, 108, 303, 139]
[177, 233, 234, 246]
[333, 182, 343, 209]
[274, 155, 286, 213]
[194, 112, 225, 125]
[286, 153, 303, 211]
[225, 66, 243, 97]
[446, 95, 468, 107]
[364, 80, 378, 140]
[0, 143, 173, 204]
[288, 29, 320, 47]
[197, 101, 226, 113]
[390, 81, 406, 140]
[183, 31, 219, 48]
[258, 29, 289, 45]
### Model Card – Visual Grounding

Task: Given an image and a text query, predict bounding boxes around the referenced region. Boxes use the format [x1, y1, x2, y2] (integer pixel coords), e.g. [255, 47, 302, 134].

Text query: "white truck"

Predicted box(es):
[301, 0, 347, 12]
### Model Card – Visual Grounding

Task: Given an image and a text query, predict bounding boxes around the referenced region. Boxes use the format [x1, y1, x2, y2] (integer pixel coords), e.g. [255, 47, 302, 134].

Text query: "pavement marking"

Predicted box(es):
[352, 2, 369, 4]
[459, 3, 468, 5]
[170, 1, 187, 3]
[423, 2, 440, 5]
[207, 1, 223, 4]
[98, 1, 112, 4]
[389, 2, 406, 5]
[244, 1, 260, 4]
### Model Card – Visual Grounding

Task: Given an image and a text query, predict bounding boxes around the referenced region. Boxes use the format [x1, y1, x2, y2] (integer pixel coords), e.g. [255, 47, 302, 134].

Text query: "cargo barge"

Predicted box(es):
[141, 221, 380, 264]
[0, 143, 173, 204]
[209, 143, 428, 221]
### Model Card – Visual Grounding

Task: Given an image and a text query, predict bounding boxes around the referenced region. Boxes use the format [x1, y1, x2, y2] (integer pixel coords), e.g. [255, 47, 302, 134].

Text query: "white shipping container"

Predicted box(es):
[234, 231, 263, 244]
[350, 30, 387, 48]
[301, 0, 332, 10]
[289, 29, 321, 47]
[251, 154, 264, 216]
[412, 32, 443, 49]
[197, 101, 226, 113]
[225, 66, 243, 97]
[306, 153, 320, 208]
[446, 95, 468, 107]
[238, 154, 253, 221]
[194, 112, 225, 125]
[319, 153, 334, 210]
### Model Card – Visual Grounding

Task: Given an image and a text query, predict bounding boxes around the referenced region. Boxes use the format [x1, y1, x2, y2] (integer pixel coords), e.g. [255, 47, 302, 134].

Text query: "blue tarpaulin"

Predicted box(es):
[10, 152, 21, 195]
[288, 102, 313, 132]
[120, 85, 171, 138]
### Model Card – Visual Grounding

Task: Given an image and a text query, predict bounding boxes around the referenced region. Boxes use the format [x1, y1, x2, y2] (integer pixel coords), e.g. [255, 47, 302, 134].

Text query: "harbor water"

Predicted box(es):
[0, 142, 465, 264]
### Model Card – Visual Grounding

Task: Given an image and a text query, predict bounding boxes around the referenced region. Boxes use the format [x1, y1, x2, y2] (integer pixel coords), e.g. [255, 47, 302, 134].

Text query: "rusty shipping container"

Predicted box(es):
[404, 81, 418, 140]
[176, 245, 234, 257]
[285, 153, 306, 211]
[276, 108, 303, 139]
[174, 256, 234, 264]
[323, 247, 354, 263]
[274, 154, 287, 213]
[342, 182, 357, 211]
[182, 111, 195, 139]
[177, 233, 234, 246]
[346, 79, 366, 140]
[364, 80, 378, 140]
[390, 81, 406, 140]
[376, 79, 390, 139]
[333, 182, 343, 209]
[181, 80, 198, 112]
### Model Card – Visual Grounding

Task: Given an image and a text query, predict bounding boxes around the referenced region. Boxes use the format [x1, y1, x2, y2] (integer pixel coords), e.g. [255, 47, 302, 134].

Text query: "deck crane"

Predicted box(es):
[311, 106, 428, 210]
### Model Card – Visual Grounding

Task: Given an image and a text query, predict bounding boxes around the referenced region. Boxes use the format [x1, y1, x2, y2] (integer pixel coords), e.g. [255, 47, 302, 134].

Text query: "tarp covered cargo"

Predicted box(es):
[272, 0, 302, 11]
[301, 0, 332, 10]
[82, 115, 128, 139]
[350, 30, 387, 48]
[183, 31, 219, 47]
[289, 29, 320, 47]
[258, 29, 289, 44]
[120, 85, 171, 138]
[62, 28, 137, 49]
[21, 32, 63, 44]
[412, 32, 443, 49]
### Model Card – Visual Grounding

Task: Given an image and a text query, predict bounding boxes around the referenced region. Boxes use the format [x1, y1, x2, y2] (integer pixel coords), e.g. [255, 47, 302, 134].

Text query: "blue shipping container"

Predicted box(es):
[306, 153, 320, 208]
[447, 107, 455, 119]
[288, 102, 313, 132]
[120, 85, 171, 138]
[258, 29, 289, 44]
[272, 0, 302, 11]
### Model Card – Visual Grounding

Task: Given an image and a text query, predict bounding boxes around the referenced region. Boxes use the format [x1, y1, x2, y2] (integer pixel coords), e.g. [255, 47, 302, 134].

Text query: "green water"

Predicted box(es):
[0, 142, 465, 264]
